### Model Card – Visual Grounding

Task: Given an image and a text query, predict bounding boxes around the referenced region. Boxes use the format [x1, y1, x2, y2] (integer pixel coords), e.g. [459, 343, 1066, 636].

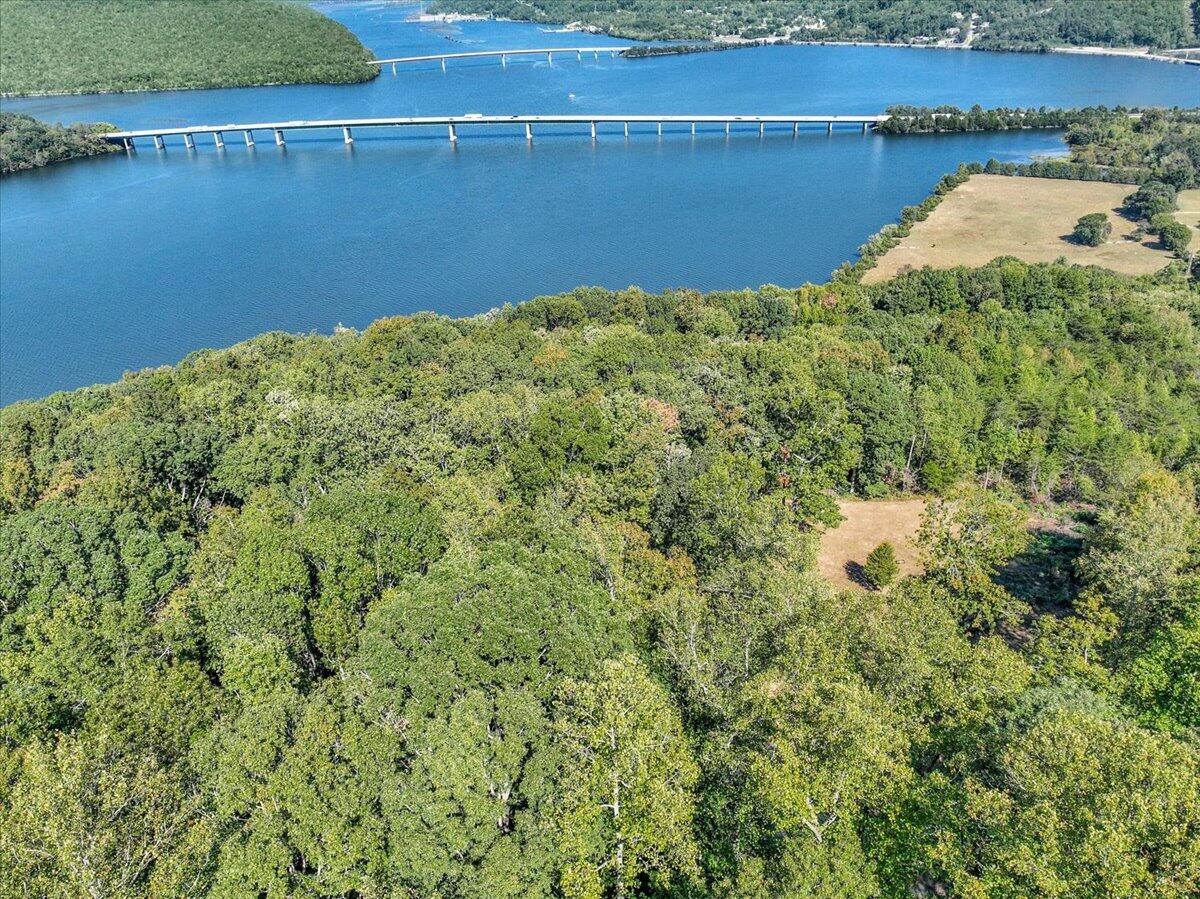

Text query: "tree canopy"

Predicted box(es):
[2, 260, 1199, 896]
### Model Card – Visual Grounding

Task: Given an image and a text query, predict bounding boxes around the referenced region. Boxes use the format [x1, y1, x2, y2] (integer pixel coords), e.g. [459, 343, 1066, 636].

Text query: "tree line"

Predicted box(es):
[429, 0, 1197, 49]
[2, 258, 1198, 897]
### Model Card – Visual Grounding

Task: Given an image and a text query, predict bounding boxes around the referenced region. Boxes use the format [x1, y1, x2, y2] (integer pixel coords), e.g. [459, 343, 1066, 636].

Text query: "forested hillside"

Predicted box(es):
[0, 112, 117, 175]
[2, 261, 1199, 897]
[0, 0, 376, 96]
[431, 0, 1197, 49]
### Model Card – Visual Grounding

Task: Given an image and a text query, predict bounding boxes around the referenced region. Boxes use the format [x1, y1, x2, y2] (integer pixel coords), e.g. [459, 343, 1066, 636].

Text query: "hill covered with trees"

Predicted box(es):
[0, 112, 118, 175]
[430, 0, 1198, 50]
[0, 0, 376, 96]
[2, 260, 1198, 897]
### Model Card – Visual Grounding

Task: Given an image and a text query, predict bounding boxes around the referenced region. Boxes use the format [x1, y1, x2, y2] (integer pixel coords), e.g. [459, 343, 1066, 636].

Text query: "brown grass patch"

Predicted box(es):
[863, 174, 1175, 283]
[818, 498, 926, 591]
[1176, 188, 1200, 232]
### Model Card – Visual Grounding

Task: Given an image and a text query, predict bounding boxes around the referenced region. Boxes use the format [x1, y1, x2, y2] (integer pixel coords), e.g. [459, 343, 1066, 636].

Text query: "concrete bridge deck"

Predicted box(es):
[105, 114, 891, 149]
[371, 46, 632, 65]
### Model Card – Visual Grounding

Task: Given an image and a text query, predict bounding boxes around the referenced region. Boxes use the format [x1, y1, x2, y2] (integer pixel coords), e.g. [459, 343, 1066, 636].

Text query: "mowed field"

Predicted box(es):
[863, 175, 1181, 283]
[818, 498, 926, 590]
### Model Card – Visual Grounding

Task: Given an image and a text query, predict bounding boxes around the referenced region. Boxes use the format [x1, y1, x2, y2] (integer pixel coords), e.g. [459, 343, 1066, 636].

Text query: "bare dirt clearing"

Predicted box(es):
[863, 175, 1176, 283]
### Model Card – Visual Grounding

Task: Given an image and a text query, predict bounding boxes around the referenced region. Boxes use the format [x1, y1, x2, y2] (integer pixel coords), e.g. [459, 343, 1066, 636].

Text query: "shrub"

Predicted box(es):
[1072, 212, 1111, 247]
[1124, 181, 1177, 220]
[1156, 220, 1193, 255]
[863, 541, 900, 589]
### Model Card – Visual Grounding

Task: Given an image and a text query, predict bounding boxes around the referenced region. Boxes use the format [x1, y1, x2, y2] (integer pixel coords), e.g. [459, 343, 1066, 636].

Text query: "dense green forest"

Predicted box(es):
[0, 0, 376, 96]
[0, 112, 118, 175]
[431, 0, 1197, 49]
[2, 258, 1199, 897]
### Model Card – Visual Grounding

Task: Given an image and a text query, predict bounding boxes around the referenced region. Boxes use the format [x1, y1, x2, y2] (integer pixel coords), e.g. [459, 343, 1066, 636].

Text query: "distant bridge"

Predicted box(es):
[370, 46, 633, 73]
[105, 114, 891, 149]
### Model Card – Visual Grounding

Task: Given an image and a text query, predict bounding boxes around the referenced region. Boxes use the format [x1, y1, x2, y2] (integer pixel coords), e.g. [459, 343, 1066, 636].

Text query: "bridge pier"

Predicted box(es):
[624, 122, 629, 138]
[525, 122, 532, 140]
[343, 127, 354, 144]
[725, 121, 730, 135]
[657, 122, 662, 136]
[577, 50, 582, 60]
[590, 121, 597, 139]
[392, 63, 397, 75]
[547, 51, 553, 64]
[862, 121, 869, 133]
[827, 121, 833, 134]
[213, 132, 224, 149]
[153, 134, 165, 150]
[691, 122, 696, 136]
[183, 133, 195, 149]
[448, 123, 457, 142]
[123, 137, 134, 151]
[793, 122, 798, 135]
[441, 57, 446, 72]
[759, 122, 764, 136]
[244, 130, 254, 147]
[274, 129, 285, 146]
[501, 54, 506, 66]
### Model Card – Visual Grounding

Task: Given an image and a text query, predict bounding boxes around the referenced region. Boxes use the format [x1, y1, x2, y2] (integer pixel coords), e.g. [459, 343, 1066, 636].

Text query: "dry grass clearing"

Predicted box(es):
[1176, 188, 1200, 232]
[818, 498, 926, 591]
[863, 174, 1175, 283]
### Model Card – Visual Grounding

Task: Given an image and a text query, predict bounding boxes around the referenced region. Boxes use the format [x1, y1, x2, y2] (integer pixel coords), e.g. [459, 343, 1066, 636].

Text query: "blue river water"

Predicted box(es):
[1, 1, 1196, 403]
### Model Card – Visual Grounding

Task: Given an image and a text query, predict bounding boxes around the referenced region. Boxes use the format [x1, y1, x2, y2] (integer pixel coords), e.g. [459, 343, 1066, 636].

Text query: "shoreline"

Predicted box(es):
[416, 7, 1199, 66]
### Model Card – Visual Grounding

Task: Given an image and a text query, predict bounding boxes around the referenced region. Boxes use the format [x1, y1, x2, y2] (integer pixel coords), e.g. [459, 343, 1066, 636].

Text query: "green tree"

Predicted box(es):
[1125, 180, 1178, 220]
[863, 540, 900, 588]
[1072, 212, 1111, 246]
[553, 655, 699, 899]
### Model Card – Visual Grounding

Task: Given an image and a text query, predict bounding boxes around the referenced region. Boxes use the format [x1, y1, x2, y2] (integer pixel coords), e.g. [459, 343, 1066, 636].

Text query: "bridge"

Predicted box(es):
[370, 46, 633, 73]
[105, 114, 890, 150]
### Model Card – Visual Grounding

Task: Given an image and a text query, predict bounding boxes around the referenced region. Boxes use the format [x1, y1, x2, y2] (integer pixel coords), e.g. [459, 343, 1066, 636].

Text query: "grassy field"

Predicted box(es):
[1176, 187, 1200, 232]
[0, 0, 377, 96]
[863, 174, 1178, 283]
[817, 498, 926, 590]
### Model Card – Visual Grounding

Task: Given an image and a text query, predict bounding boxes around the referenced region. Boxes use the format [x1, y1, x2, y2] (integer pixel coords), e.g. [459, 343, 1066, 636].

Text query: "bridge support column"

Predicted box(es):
[624, 121, 629, 138]
[594, 51, 598, 59]
[525, 122, 532, 140]
[577, 50, 582, 60]
[123, 138, 134, 151]
[343, 127, 353, 144]
[827, 121, 833, 134]
[274, 129, 285, 146]
[725, 121, 730, 135]
[590, 121, 596, 140]
[862, 121, 869, 133]
[657, 122, 662, 136]
[153, 134, 165, 150]
[793, 122, 798, 135]
[547, 51, 553, 64]
[759, 122, 764, 136]
[392, 63, 397, 75]
[691, 122, 696, 136]
[448, 123, 457, 142]
[244, 130, 254, 147]
[213, 131, 224, 149]
[441, 57, 446, 72]
[501, 54, 506, 66]
[184, 133, 195, 149]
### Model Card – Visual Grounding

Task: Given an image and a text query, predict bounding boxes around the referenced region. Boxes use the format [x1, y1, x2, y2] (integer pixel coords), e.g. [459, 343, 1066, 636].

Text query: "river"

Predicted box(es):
[1, 1, 1196, 404]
